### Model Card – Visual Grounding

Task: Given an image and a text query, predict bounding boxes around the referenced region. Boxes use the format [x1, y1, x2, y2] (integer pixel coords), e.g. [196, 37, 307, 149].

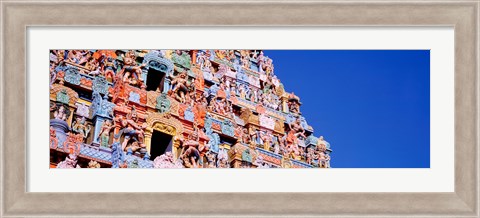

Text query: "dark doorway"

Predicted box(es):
[146, 68, 166, 92]
[150, 130, 173, 160]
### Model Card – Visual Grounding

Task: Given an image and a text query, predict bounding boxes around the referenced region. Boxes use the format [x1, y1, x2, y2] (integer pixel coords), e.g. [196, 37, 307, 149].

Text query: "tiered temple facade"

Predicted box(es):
[49, 50, 332, 168]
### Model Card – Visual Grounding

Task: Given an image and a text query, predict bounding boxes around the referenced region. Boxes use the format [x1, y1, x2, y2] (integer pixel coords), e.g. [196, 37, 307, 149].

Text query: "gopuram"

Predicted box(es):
[49, 50, 332, 168]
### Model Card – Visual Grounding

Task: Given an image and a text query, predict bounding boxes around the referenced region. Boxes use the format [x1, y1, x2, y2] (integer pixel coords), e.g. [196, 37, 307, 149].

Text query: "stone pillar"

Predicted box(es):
[282, 96, 288, 113]
[50, 119, 69, 147]
[163, 77, 171, 94]
[191, 50, 198, 65]
[141, 67, 149, 84]
[144, 128, 153, 156]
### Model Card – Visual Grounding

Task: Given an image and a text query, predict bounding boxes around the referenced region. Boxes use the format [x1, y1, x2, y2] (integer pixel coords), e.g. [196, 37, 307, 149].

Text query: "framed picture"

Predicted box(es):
[1, 0, 478, 217]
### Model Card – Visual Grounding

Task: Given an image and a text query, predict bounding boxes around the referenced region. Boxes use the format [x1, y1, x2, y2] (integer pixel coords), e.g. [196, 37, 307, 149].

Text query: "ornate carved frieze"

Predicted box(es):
[171, 51, 192, 69]
[143, 51, 174, 74]
[64, 66, 81, 85]
[91, 91, 114, 118]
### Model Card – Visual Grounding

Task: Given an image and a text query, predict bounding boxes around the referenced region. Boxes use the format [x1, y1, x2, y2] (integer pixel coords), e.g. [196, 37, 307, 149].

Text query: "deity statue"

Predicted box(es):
[57, 154, 81, 168]
[84, 57, 98, 71]
[241, 54, 250, 68]
[97, 120, 114, 148]
[263, 58, 274, 75]
[116, 107, 147, 152]
[52, 103, 69, 121]
[212, 97, 227, 115]
[226, 50, 236, 61]
[318, 151, 327, 168]
[306, 147, 316, 165]
[260, 131, 273, 151]
[257, 51, 265, 73]
[103, 56, 117, 82]
[88, 160, 101, 168]
[217, 148, 230, 168]
[119, 50, 145, 87]
[205, 151, 217, 168]
[125, 141, 147, 157]
[54, 50, 66, 64]
[215, 64, 228, 79]
[72, 116, 91, 142]
[169, 72, 190, 103]
[289, 117, 307, 140]
[180, 130, 202, 168]
[241, 128, 250, 144]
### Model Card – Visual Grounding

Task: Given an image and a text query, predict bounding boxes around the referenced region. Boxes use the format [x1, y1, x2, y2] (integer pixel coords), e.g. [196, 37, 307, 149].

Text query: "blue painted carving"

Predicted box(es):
[207, 132, 220, 153]
[171, 51, 192, 69]
[235, 68, 249, 83]
[203, 71, 214, 81]
[91, 91, 115, 118]
[305, 135, 318, 147]
[285, 114, 296, 125]
[207, 83, 219, 97]
[92, 116, 106, 144]
[184, 106, 195, 122]
[299, 116, 310, 130]
[249, 59, 259, 72]
[204, 114, 213, 131]
[233, 58, 243, 73]
[80, 145, 112, 162]
[128, 91, 140, 103]
[241, 148, 253, 163]
[64, 66, 81, 85]
[143, 51, 174, 74]
[221, 119, 234, 137]
[92, 76, 109, 95]
[111, 142, 126, 168]
[156, 93, 171, 113]
[56, 89, 70, 105]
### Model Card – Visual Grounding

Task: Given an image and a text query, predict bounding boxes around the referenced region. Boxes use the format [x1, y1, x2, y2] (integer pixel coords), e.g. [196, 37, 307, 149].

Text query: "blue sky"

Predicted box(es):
[264, 50, 430, 168]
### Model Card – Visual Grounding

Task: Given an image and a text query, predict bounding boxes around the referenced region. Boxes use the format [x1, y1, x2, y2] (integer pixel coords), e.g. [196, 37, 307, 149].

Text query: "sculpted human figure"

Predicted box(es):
[180, 131, 201, 168]
[169, 72, 189, 103]
[103, 56, 117, 82]
[120, 50, 145, 87]
[257, 51, 265, 72]
[97, 120, 114, 148]
[317, 136, 328, 152]
[241, 54, 250, 68]
[213, 97, 227, 115]
[324, 153, 331, 168]
[260, 131, 272, 151]
[241, 128, 250, 144]
[117, 107, 147, 151]
[88, 160, 101, 168]
[57, 154, 81, 168]
[84, 57, 98, 71]
[54, 50, 66, 64]
[306, 147, 316, 165]
[53, 104, 69, 121]
[318, 151, 327, 168]
[72, 116, 91, 142]
[289, 118, 307, 139]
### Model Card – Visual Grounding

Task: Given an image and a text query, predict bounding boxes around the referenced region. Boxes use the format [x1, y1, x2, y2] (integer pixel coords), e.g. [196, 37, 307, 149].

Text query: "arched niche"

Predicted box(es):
[142, 51, 174, 93]
[144, 113, 184, 160]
